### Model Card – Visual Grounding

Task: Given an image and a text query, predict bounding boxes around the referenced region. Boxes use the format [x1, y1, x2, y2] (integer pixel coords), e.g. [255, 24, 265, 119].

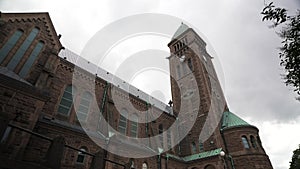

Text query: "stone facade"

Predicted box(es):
[0, 12, 273, 169]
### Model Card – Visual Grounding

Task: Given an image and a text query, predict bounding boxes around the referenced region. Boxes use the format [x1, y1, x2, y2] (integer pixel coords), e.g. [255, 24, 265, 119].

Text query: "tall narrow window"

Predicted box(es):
[19, 41, 44, 78]
[130, 160, 135, 169]
[118, 109, 128, 134]
[167, 130, 172, 149]
[159, 124, 163, 147]
[199, 139, 204, 152]
[7, 28, 39, 71]
[183, 38, 188, 45]
[130, 114, 138, 137]
[178, 144, 182, 154]
[257, 136, 262, 147]
[241, 136, 250, 149]
[58, 85, 76, 116]
[191, 142, 197, 153]
[176, 65, 181, 79]
[250, 135, 257, 148]
[182, 63, 187, 75]
[0, 126, 12, 143]
[77, 91, 93, 121]
[0, 30, 23, 63]
[142, 163, 148, 169]
[187, 58, 193, 71]
[76, 148, 87, 164]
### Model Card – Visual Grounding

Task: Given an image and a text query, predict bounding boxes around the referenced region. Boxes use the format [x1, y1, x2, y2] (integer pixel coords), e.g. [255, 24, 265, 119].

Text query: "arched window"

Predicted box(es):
[118, 109, 128, 134]
[178, 144, 182, 154]
[77, 91, 93, 121]
[19, 41, 44, 78]
[241, 136, 250, 149]
[187, 58, 193, 70]
[130, 160, 134, 169]
[142, 162, 148, 169]
[7, 27, 39, 71]
[57, 85, 76, 116]
[130, 114, 138, 137]
[199, 139, 204, 152]
[176, 65, 181, 79]
[191, 142, 197, 153]
[0, 29, 23, 63]
[204, 164, 216, 169]
[182, 62, 187, 75]
[158, 124, 163, 147]
[257, 136, 262, 147]
[250, 135, 257, 148]
[76, 147, 87, 164]
[0, 126, 12, 143]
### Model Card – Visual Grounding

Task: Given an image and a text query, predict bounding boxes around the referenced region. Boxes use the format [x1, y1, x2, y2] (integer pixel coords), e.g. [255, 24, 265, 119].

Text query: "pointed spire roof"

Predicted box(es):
[172, 22, 190, 40]
[221, 111, 253, 130]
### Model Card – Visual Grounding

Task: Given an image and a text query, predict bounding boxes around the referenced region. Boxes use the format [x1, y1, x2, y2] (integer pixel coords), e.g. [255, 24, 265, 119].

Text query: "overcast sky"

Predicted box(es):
[1, 0, 300, 168]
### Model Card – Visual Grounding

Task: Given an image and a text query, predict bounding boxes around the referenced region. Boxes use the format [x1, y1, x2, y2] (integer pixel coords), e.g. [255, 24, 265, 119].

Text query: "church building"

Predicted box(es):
[0, 12, 273, 169]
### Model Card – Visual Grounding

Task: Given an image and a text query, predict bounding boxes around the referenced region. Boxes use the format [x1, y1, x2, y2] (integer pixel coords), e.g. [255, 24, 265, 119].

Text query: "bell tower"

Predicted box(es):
[168, 23, 227, 156]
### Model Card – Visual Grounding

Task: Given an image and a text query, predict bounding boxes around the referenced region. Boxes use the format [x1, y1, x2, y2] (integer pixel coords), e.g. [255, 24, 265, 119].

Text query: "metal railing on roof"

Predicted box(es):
[58, 48, 173, 115]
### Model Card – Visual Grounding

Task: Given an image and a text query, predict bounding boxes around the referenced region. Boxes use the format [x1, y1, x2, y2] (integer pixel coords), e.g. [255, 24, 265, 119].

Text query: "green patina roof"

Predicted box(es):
[182, 148, 222, 161]
[166, 153, 182, 161]
[221, 111, 251, 130]
[167, 148, 222, 162]
[172, 23, 189, 40]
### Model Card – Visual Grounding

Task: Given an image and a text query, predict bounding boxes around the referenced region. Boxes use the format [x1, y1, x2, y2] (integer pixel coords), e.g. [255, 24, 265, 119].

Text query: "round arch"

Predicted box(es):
[204, 164, 216, 169]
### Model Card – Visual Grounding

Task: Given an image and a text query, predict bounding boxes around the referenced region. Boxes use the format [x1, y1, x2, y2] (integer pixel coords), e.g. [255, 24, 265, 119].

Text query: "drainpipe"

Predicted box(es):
[228, 155, 235, 169]
[146, 102, 149, 145]
[100, 82, 109, 113]
[157, 154, 161, 169]
[100, 82, 110, 168]
[165, 155, 169, 169]
[220, 128, 235, 169]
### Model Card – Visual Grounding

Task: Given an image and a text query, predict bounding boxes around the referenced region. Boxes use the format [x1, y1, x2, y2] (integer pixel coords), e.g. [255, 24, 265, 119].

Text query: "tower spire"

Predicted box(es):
[172, 22, 189, 40]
